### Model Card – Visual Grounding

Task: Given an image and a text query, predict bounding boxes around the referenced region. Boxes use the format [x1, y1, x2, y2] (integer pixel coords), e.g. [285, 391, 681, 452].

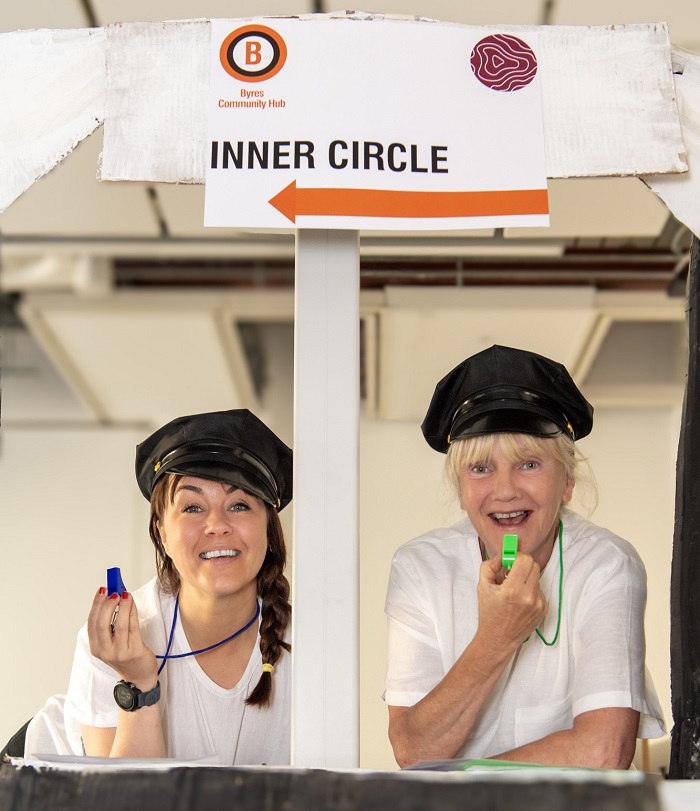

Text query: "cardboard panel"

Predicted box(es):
[100, 17, 687, 185]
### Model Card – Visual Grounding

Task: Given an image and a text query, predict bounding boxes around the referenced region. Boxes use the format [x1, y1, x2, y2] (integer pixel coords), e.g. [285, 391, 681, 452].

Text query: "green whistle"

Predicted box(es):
[502, 534, 518, 570]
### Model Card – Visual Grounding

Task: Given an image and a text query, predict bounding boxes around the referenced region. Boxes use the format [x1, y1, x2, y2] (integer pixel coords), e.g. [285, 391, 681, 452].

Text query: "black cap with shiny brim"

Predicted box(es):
[136, 410, 292, 509]
[152, 441, 281, 508]
[422, 345, 593, 453]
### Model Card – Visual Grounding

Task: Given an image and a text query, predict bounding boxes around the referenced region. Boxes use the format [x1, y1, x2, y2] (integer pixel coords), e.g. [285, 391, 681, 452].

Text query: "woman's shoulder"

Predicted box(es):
[563, 511, 646, 576]
[391, 517, 477, 571]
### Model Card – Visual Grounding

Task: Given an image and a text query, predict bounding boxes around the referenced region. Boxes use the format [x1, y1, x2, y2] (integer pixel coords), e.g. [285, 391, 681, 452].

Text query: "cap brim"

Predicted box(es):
[142, 454, 281, 508]
[450, 408, 566, 445]
[166, 462, 278, 507]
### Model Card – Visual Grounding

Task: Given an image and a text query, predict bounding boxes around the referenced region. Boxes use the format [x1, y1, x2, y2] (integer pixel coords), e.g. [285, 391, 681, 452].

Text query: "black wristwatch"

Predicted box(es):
[113, 680, 161, 712]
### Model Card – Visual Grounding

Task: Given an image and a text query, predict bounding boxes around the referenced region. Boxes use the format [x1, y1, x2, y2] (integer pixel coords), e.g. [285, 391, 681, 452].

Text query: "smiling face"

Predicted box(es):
[156, 475, 269, 605]
[456, 434, 574, 569]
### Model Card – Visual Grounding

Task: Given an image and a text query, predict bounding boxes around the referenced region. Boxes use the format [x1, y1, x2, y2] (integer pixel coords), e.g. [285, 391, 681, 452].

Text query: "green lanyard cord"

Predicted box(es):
[536, 520, 563, 646]
[483, 519, 563, 646]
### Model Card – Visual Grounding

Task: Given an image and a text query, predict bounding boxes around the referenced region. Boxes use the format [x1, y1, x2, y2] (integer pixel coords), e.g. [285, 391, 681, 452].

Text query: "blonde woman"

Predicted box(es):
[385, 345, 665, 769]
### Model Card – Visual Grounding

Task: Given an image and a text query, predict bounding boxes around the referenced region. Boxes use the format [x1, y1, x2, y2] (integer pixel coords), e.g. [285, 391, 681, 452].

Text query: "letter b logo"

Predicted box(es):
[220, 25, 288, 83]
[246, 41, 262, 65]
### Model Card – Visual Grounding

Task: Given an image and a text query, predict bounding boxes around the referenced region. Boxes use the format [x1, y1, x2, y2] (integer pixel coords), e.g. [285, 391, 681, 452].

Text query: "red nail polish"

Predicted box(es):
[109, 593, 119, 600]
[122, 591, 129, 600]
[98, 587, 106, 595]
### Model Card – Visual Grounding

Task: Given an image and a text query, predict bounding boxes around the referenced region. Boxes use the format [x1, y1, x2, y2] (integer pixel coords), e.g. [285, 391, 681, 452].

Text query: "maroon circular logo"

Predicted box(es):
[470, 34, 537, 92]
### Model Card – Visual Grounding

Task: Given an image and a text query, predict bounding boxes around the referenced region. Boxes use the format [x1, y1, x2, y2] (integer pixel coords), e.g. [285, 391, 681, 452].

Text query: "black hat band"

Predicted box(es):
[153, 440, 280, 506]
[448, 386, 575, 443]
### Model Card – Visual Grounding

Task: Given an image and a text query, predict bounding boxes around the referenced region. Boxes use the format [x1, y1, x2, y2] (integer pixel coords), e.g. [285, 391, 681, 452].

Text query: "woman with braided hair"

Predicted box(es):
[51, 410, 293, 764]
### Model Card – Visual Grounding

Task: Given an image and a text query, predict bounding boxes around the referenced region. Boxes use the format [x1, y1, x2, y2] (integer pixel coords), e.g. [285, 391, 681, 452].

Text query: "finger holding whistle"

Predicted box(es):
[86, 570, 157, 687]
[484, 534, 540, 586]
[87, 586, 126, 657]
[477, 536, 548, 649]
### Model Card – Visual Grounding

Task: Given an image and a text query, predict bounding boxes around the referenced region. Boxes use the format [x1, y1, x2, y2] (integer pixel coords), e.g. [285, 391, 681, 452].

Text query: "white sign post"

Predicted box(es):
[292, 229, 360, 767]
[204, 16, 549, 767]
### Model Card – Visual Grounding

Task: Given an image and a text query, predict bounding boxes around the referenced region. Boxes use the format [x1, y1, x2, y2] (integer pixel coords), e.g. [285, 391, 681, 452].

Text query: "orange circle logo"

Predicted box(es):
[219, 25, 287, 83]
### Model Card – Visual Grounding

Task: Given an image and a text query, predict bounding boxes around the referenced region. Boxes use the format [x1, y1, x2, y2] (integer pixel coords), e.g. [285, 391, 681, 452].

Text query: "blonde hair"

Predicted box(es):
[445, 432, 598, 515]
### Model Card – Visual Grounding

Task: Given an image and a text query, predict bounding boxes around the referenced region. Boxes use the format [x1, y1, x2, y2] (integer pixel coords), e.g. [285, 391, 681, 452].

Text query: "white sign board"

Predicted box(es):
[205, 18, 549, 230]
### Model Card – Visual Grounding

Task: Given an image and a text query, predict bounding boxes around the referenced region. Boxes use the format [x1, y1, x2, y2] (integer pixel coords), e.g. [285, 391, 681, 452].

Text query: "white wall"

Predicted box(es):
[0, 426, 152, 744]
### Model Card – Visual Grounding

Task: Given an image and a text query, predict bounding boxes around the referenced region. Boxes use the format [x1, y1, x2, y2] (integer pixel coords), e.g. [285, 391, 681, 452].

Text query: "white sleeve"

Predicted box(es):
[64, 623, 120, 730]
[384, 552, 445, 707]
[571, 544, 666, 737]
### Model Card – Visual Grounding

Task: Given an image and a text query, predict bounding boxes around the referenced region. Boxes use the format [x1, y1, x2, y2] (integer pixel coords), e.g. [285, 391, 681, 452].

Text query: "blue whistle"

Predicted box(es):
[107, 567, 127, 596]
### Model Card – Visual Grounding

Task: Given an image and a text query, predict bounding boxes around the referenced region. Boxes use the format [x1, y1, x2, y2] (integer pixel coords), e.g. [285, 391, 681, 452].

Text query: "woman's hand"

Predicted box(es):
[83, 589, 166, 759]
[475, 554, 548, 652]
[87, 589, 158, 689]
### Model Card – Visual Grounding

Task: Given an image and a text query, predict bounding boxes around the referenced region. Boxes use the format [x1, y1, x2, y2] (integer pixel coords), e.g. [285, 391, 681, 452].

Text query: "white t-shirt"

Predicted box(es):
[63, 579, 290, 765]
[385, 511, 666, 760]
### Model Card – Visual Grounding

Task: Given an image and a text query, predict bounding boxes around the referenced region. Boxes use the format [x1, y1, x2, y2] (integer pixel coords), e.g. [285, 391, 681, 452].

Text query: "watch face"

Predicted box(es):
[114, 681, 136, 711]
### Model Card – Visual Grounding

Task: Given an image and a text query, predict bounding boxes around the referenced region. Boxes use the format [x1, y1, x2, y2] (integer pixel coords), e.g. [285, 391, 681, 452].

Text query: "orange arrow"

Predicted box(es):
[268, 181, 548, 224]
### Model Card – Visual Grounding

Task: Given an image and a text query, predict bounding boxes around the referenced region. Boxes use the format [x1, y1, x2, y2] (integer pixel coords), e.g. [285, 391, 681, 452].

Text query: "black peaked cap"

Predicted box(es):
[421, 345, 593, 453]
[135, 409, 292, 509]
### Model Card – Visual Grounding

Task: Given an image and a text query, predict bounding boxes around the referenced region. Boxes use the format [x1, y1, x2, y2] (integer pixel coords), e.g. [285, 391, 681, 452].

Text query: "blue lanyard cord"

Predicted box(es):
[156, 596, 261, 676]
[482, 519, 563, 647]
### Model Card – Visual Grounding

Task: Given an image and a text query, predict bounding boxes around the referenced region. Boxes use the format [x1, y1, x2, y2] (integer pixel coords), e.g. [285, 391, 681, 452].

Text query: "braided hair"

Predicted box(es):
[148, 474, 291, 707]
[246, 504, 291, 706]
